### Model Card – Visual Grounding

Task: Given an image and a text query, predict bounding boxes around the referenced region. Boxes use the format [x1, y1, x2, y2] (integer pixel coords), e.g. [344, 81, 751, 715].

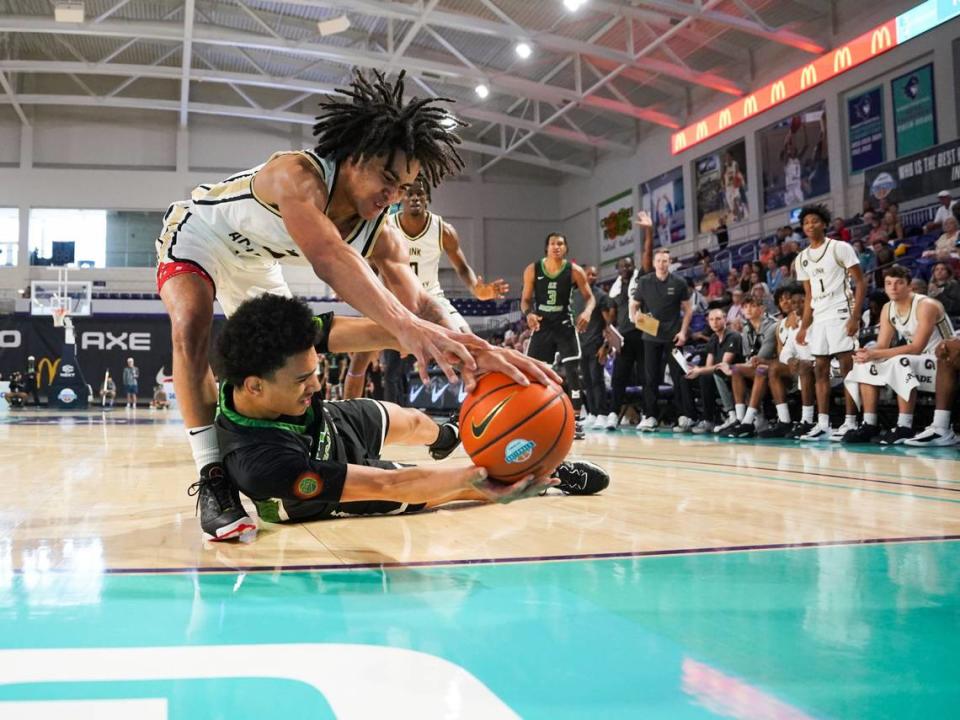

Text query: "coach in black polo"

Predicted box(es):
[632, 247, 696, 430]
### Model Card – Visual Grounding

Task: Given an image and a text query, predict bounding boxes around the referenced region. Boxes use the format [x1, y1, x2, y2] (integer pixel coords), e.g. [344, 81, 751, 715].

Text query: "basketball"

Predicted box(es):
[459, 372, 575, 482]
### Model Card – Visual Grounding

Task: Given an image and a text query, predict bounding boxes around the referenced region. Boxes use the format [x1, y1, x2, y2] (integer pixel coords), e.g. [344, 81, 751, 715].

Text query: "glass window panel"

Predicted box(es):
[0, 208, 18, 267]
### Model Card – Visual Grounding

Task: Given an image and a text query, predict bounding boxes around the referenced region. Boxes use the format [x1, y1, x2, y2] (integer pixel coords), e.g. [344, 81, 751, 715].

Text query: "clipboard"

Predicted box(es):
[671, 348, 691, 374]
[603, 326, 623, 353]
[634, 312, 660, 337]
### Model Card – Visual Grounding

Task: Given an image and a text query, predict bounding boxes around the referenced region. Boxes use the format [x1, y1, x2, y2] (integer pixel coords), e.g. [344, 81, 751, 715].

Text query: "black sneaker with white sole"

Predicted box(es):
[731, 422, 756, 438]
[429, 414, 461, 460]
[841, 423, 880, 444]
[787, 421, 816, 439]
[554, 460, 609, 495]
[878, 426, 915, 445]
[188, 463, 257, 541]
[758, 421, 792, 438]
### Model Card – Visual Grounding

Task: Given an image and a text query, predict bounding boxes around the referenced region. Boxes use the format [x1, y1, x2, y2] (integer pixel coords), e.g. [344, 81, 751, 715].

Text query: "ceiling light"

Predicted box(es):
[54, 1, 84, 23]
[317, 15, 350, 36]
[563, 0, 587, 11]
[515, 42, 532, 59]
[475, 84, 490, 99]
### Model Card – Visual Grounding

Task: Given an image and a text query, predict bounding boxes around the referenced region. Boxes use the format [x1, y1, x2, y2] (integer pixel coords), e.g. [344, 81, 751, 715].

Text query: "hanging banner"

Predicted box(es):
[759, 102, 830, 213]
[695, 139, 749, 234]
[597, 189, 635, 268]
[862, 138, 960, 206]
[892, 63, 937, 157]
[639, 167, 685, 247]
[847, 87, 885, 173]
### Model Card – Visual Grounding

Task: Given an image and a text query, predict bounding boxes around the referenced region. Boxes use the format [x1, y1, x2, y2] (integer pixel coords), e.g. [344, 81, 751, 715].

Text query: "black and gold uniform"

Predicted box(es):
[527, 259, 581, 364]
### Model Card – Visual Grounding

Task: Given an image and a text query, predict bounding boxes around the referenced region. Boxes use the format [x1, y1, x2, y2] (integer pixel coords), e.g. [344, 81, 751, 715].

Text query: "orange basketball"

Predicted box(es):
[459, 372, 574, 482]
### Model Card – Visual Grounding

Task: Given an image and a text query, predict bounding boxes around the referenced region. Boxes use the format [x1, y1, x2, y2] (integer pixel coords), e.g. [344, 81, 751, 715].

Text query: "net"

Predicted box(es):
[52, 306, 69, 328]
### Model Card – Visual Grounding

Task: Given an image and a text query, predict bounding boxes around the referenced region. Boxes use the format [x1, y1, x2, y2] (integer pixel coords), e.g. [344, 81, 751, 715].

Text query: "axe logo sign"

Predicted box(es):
[0, 330, 21, 348]
[81, 332, 151, 351]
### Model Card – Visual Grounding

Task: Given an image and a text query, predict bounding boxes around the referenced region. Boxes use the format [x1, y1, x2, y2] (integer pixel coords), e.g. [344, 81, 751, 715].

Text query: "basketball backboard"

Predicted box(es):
[30, 278, 92, 317]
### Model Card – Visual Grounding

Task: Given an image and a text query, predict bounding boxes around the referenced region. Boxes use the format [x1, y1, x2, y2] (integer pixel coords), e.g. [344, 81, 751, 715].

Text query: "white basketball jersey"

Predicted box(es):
[163, 149, 387, 266]
[391, 211, 445, 296]
[795, 239, 860, 320]
[888, 294, 954, 354]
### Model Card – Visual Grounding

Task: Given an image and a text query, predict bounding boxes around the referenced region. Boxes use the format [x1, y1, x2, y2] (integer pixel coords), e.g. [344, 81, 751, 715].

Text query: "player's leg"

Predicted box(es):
[578, 343, 598, 422]
[343, 351, 376, 400]
[907, 352, 958, 446]
[723, 365, 755, 436]
[381, 349, 405, 404]
[878, 390, 918, 445]
[666, 352, 695, 432]
[842, 382, 881, 443]
[556, 326, 585, 438]
[737, 364, 771, 437]
[611, 331, 641, 429]
[639, 341, 666, 429]
[833, 351, 859, 440]
[758, 361, 794, 437]
[800, 355, 833, 440]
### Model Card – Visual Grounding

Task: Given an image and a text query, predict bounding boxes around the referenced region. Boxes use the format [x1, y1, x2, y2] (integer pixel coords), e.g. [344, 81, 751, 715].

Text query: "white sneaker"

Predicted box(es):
[714, 414, 738, 434]
[584, 414, 596, 427]
[904, 426, 958, 447]
[604, 412, 619, 431]
[636, 416, 658, 431]
[830, 420, 858, 442]
[591, 414, 607, 430]
[691, 419, 715, 434]
[800, 424, 831, 441]
[673, 415, 694, 433]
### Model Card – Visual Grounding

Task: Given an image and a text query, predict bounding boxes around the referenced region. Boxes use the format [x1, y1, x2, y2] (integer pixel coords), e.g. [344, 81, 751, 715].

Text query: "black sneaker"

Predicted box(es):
[429, 414, 461, 460]
[841, 424, 881, 444]
[574, 422, 585, 440]
[758, 420, 793, 438]
[878, 426, 915, 445]
[187, 463, 257, 541]
[787, 421, 816, 438]
[732, 421, 756, 438]
[719, 421, 742, 437]
[554, 460, 609, 495]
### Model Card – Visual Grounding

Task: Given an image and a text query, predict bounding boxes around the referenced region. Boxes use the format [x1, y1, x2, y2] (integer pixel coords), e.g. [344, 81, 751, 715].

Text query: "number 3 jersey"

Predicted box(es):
[794, 238, 860, 322]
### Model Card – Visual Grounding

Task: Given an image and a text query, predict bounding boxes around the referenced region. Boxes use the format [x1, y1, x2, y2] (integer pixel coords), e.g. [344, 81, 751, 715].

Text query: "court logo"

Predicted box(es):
[870, 27, 892, 54]
[505, 438, 535, 464]
[833, 46, 852, 73]
[743, 95, 758, 117]
[800, 64, 818, 89]
[770, 81, 786, 104]
[718, 109, 732, 130]
[695, 121, 708, 141]
[293, 471, 323, 499]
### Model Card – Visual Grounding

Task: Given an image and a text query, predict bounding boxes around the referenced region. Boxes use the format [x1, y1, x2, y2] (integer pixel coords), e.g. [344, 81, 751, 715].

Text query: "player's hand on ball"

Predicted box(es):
[474, 346, 562, 387]
[470, 470, 559, 504]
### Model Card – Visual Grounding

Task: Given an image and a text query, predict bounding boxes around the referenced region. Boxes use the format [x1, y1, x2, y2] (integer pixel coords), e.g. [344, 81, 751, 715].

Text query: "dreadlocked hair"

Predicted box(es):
[313, 69, 467, 187]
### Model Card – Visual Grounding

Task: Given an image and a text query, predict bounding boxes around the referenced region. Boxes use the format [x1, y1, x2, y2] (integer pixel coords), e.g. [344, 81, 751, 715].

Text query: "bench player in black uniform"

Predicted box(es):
[521, 232, 595, 439]
[214, 294, 609, 529]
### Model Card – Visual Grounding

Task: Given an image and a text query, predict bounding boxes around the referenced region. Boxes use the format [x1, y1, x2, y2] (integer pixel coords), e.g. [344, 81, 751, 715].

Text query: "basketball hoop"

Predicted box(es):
[52, 306, 69, 328]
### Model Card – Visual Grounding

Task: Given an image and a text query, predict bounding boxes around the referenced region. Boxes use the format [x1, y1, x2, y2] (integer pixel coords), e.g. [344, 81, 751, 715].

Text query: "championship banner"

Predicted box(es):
[847, 87, 885, 173]
[695, 139, 749, 234]
[597, 189, 636, 268]
[640, 167, 685, 247]
[862, 138, 960, 206]
[892, 63, 937, 157]
[758, 102, 830, 213]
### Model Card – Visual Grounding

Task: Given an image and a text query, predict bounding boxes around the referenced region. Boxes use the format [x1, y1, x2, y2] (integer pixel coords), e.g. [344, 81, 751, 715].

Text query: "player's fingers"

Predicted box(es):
[460, 365, 478, 393]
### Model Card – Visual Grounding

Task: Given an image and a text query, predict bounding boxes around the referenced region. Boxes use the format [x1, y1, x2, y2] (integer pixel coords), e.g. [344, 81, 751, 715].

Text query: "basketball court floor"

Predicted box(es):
[1, 407, 958, 718]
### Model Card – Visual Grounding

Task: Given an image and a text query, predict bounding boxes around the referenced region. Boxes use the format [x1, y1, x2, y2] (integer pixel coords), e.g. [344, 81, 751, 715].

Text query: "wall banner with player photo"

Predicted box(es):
[892, 63, 937, 157]
[694, 139, 749, 234]
[597, 189, 636, 268]
[862, 137, 960, 206]
[639, 167, 685, 247]
[846, 87, 885, 174]
[759, 102, 830, 213]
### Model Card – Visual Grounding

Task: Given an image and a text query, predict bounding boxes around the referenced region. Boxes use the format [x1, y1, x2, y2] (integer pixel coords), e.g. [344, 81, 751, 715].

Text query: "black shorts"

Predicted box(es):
[527, 321, 581, 364]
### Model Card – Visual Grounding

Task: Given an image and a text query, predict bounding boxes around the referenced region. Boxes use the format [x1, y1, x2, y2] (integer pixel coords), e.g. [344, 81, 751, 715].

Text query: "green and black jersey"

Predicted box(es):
[534, 259, 573, 325]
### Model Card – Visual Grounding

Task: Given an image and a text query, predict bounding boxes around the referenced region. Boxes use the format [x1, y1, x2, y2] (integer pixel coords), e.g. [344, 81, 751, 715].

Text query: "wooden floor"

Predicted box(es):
[3, 406, 959, 573]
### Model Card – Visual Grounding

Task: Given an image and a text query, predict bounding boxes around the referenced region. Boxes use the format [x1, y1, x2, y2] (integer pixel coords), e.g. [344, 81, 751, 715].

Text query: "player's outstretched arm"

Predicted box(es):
[441, 221, 509, 300]
[520, 263, 541, 331]
[636, 211, 655, 274]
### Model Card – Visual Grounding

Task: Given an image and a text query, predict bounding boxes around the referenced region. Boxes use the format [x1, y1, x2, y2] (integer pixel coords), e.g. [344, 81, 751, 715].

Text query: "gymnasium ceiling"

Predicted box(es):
[0, 0, 911, 181]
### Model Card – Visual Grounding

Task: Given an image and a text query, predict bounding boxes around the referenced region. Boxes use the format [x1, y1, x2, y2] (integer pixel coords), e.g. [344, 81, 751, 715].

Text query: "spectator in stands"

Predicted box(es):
[633, 247, 696, 432]
[759, 240, 776, 266]
[842, 265, 954, 444]
[911, 277, 928, 295]
[778, 239, 799, 274]
[685, 307, 742, 433]
[828, 217, 852, 242]
[865, 213, 886, 245]
[726, 267, 741, 292]
[904, 337, 959, 446]
[923, 216, 959, 260]
[726, 288, 745, 331]
[855, 199, 876, 224]
[688, 277, 709, 316]
[577, 265, 615, 429]
[853, 239, 875, 276]
[928, 262, 960, 315]
[872, 238, 894, 285]
[765, 257, 785, 293]
[101, 371, 116, 408]
[705, 270, 725, 300]
[751, 283, 777, 316]
[713, 215, 729, 250]
[924, 191, 956, 234]
[882, 210, 904, 242]
[717, 295, 779, 437]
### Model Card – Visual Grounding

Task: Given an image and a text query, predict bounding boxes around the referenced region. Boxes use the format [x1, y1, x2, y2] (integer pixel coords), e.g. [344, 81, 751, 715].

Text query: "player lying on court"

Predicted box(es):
[213, 295, 609, 533]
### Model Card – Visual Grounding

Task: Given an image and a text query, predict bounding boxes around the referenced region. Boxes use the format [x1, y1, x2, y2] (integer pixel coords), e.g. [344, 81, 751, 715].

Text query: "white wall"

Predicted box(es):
[558, 12, 960, 264]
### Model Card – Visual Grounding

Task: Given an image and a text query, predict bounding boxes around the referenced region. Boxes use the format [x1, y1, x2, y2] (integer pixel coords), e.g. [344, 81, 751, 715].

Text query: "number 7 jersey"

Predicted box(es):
[794, 238, 860, 321]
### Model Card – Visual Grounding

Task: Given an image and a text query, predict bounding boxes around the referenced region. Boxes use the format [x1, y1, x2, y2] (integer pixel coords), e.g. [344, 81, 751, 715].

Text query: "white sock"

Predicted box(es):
[933, 409, 952, 430]
[845, 414, 857, 427]
[897, 413, 913, 428]
[735, 404, 746, 421]
[818, 413, 830, 430]
[186, 425, 220, 473]
[776, 403, 791, 423]
[863, 412, 878, 426]
[802, 405, 815, 423]
[742, 407, 757, 425]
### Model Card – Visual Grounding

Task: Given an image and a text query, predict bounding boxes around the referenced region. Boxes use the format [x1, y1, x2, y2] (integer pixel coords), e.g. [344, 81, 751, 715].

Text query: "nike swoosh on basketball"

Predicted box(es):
[470, 395, 514, 439]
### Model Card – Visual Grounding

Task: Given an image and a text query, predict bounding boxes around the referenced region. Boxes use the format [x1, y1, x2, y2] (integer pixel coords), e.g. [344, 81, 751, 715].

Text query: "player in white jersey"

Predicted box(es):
[343, 176, 509, 401]
[794, 204, 866, 441]
[156, 70, 552, 541]
[842, 265, 955, 444]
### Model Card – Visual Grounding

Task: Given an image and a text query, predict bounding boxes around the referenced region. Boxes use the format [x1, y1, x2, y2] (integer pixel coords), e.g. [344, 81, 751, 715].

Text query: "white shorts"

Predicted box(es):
[844, 354, 938, 408]
[431, 293, 469, 332]
[156, 203, 293, 317]
[806, 319, 857, 357]
[779, 334, 814, 363]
